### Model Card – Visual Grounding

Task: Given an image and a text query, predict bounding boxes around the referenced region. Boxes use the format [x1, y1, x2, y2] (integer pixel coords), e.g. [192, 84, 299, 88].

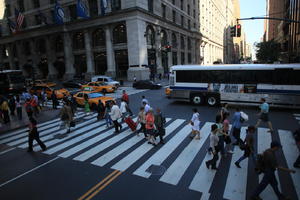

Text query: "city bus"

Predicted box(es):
[0, 70, 25, 94]
[168, 64, 300, 108]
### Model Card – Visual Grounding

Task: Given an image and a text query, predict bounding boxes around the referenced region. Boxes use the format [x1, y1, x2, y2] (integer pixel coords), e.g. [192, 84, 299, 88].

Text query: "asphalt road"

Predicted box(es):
[0, 87, 299, 200]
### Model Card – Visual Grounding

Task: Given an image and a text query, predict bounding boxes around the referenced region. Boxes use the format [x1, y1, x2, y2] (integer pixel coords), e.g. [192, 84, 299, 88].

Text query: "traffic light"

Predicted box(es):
[230, 25, 236, 37]
[236, 24, 241, 37]
[165, 45, 172, 52]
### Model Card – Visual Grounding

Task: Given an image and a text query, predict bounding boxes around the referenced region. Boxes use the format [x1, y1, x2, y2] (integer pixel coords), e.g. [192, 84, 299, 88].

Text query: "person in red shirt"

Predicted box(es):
[146, 109, 156, 146]
[121, 90, 132, 116]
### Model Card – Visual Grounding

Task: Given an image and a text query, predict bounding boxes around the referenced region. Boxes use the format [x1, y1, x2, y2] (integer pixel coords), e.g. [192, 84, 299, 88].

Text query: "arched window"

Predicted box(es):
[187, 37, 192, 50]
[113, 24, 127, 44]
[55, 35, 63, 52]
[161, 30, 168, 46]
[180, 35, 185, 50]
[146, 25, 155, 45]
[92, 28, 105, 47]
[73, 32, 85, 50]
[36, 39, 46, 54]
[172, 33, 177, 48]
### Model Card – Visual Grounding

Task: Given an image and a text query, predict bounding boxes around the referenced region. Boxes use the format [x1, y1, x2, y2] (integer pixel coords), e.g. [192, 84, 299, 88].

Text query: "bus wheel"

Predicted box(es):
[207, 95, 219, 106]
[191, 95, 203, 105]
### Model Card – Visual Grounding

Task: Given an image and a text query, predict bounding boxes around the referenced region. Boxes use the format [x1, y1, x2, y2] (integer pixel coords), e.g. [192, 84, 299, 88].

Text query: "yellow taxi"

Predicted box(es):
[81, 82, 116, 93]
[73, 90, 115, 110]
[29, 85, 70, 99]
[165, 87, 172, 98]
[33, 79, 56, 87]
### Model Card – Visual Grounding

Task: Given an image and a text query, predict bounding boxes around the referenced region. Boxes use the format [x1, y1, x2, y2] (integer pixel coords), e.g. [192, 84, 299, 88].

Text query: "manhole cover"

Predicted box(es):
[145, 164, 166, 176]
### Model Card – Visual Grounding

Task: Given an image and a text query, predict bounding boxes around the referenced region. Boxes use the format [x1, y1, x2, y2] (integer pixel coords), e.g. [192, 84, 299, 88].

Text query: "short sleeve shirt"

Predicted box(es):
[260, 102, 269, 113]
[263, 149, 278, 171]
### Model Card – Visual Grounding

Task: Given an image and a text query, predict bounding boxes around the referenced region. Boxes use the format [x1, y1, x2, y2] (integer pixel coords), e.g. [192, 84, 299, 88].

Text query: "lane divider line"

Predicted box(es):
[78, 170, 121, 200]
[0, 147, 16, 155]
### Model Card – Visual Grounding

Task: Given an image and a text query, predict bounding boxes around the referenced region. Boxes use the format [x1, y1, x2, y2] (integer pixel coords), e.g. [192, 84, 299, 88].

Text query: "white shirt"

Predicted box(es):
[120, 101, 127, 114]
[142, 98, 149, 105]
[191, 112, 200, 131]
[144, 104, 151, 113]
[210, 133, 219, 152]
[109, 105, 122, 121]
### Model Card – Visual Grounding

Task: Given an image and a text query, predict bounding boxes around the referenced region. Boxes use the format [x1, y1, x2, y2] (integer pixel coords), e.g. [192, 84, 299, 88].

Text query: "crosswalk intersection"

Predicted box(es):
[1, 112, 299, 200]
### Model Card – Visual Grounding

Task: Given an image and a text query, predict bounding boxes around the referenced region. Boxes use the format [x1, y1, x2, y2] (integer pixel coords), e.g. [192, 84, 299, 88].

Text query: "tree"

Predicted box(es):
[255, 40, 281, 63]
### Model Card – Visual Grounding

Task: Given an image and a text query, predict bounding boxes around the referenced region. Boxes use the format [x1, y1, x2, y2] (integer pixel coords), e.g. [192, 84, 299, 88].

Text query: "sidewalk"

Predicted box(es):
[0, 106, 60, 135]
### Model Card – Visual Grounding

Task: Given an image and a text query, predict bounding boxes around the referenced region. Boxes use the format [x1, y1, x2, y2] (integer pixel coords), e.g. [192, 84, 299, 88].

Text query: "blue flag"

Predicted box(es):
[100, 0, 108, 16]
[54, 1, 65, 25]
[77, 0, 89, 19]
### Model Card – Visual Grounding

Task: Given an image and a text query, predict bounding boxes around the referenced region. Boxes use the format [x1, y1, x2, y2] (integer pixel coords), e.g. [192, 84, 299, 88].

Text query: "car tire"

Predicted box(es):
[190, 94, 204, 105]
[206, 95, 220, 107]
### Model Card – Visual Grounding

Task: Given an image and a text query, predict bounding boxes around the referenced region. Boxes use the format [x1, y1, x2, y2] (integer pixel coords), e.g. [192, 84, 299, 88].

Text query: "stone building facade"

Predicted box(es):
[0, 0, 201, 81]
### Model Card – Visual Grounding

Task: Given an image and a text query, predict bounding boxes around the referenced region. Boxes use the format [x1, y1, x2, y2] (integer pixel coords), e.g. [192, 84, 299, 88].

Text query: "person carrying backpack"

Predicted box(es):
[154, 108, 166, 144]
[250, 141, 296, 200]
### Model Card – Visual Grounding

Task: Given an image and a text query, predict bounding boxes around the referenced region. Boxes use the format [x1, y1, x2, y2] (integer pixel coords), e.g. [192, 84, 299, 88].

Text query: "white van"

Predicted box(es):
[91, 76, 120, 87]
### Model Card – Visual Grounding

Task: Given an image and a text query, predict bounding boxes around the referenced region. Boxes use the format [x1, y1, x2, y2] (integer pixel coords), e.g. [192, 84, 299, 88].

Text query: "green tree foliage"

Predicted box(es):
[255, 40, 281, 63]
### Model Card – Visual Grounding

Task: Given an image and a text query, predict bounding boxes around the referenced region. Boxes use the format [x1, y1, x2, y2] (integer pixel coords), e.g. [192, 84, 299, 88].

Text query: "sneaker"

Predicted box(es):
[227, 150, 234, 154]
[205, 161, 210, 169]
[235, 162, 241, 168]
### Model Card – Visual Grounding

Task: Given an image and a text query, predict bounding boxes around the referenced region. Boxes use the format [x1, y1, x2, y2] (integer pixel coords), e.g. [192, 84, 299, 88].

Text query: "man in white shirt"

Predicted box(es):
[120, 99, 128, 122]
[141, 95, 149, 105]
[109, 101, 122, 133]
[143, 101, 151, 113]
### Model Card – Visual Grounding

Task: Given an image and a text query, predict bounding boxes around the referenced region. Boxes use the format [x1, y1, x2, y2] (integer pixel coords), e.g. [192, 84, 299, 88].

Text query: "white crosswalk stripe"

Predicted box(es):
[1, 117, 299, 199]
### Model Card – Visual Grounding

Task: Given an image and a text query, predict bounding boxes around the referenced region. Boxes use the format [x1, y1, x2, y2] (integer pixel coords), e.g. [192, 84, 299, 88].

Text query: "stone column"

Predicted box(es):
[84, 30, 95, 81]
[7, 43, 15, 70]
[126, 18, 149, 81]
[191, 38, 196, 64]
[16, 41, 27, 75]
[63, 32, 75, 80]
[155, 26, 163, 71]
[45, 36, 58, 80]
[167, 30, 173, 71]
[30, 39, 42, 79]
[105, 26, 116, 77]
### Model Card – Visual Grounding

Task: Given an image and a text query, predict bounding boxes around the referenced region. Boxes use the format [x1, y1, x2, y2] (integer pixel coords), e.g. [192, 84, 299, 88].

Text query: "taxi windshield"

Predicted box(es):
[88, 93, 103, 98]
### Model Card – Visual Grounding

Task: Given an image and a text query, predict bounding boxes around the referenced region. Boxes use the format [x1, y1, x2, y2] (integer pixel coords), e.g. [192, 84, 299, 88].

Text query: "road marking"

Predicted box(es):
[133, 124, 191, 178]
[0, 157, 59, 188]
[223, 127, 247, 200]
[73, 117, 138, 162]
[293, 114, 300, 117]
[278, 130, 300, 199]
[159, 122, 212, 185]
[78, 170, 119, 200]
[0, 147, 16, 155]
[295, 117, 300, 121]
[111, 119, 185, 172]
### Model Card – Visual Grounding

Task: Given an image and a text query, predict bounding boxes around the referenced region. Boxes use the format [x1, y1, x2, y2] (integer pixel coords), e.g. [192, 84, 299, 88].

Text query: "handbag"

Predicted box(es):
[224, 135, 232, 144]
[70, 121, 75, 127]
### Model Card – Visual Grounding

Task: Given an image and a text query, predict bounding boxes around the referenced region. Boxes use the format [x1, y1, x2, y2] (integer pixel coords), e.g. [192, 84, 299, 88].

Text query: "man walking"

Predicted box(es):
[251, 141, 295, 200]
[255, 98, 274, 133]
[232, 107, 243, 145]
[109, 101, 122, 133]
[154, 108, 166, 144]
[27, 117, 46, 152]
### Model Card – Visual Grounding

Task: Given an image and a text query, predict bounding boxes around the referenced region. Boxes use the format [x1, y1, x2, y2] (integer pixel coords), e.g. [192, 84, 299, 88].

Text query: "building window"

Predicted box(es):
[35, 14, 42, 25]
[188, 19, 191, 30]
[23, 41, 31, 56]
[172, 0, 175, 5]
[89, 0, 98, 17]
[194, 22, 196, 28]
[69, 5, 77, 21]
[181, 15, 184, 27]
[162, 4, 166, 18]
[172, 33, 177, 48]
[187, 5, 190, 15]
[180, 36, 185, 50]
[188, 38, 192, 50]
[161, 30, 168, 46]
[54, 36, 63, 52]
[5, 4, 11, 17]
[146, 25, 155, 46]
[148, 0, 153, 13]
[172, 10, 176, 23]
[32, 0, 40, 9]
[18, 0, 25, 12]
[172, 52, 177, 65]
[73, 32, 85, 50]
[181, 52, 185, 64]
[193, 10, 196, 18]
[188, 53, 192, 63]
[92, 28, 105, 47]
[180, 0, 183, 10]
[113, 24, 127, 44]
[111, 0, 121, 11]
[36, 39, 46, 54]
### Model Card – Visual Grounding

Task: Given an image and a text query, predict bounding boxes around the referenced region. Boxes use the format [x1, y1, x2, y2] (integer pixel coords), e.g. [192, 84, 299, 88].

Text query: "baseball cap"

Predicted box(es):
[270, 141, 282, 148]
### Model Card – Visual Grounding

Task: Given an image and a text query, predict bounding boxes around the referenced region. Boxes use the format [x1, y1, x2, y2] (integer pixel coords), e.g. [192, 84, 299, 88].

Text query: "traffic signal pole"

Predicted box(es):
[237, 17, 300, 24]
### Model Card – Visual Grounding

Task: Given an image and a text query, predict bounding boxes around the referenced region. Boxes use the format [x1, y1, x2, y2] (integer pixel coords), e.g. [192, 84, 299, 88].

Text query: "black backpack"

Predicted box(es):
[255, 154, 265, 174]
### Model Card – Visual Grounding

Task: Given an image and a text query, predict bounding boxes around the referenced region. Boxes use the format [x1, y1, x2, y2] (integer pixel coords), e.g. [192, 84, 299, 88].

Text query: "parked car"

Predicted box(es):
[29, 85, 69, 99]
[91, 76, 120, 87]
[73, 91, 115, 110]
[81, 82, 116, 93]
[63, 79, 86, 88]
[132, 80, 162, 89]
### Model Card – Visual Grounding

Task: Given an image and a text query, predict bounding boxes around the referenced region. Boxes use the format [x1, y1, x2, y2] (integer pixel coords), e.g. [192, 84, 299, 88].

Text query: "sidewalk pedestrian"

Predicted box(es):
[146, 108, 156, 146]
[109, 101, 122, 133]
[154, 108, 166, 144]
[0, 98, 10, 123]
[250, 141, 295, 200]
[235, 126, 256, 168]
[84, 94, 90, 116]
[255, 98, 274, 133]
[232, 107, 243, 145]
[97, 100, 105, 120]
[16, 95, 23, 120]
[60, 101, 74, 133]
[27, 117, 46, 152]
[189, 108, 201, 140]
[104, 102, 112, 128]
[136, 107, 146, 137]
[8, 95, 16, 116]
[122, 90, 133, 116]
[206, 124, 220, 170]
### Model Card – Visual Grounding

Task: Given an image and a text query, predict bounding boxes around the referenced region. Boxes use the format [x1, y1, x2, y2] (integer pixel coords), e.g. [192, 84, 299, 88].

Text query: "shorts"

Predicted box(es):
[260, 113, 269, 122]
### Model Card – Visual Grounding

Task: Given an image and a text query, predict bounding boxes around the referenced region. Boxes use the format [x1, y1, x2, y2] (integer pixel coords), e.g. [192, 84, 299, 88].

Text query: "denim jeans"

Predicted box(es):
[105, 114, 112, 126]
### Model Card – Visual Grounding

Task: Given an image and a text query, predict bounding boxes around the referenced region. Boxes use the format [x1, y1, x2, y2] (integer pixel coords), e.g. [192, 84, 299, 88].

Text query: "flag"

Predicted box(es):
[38, 10, 48, 25]
[14, 8, 24, 29]
[54, 1, 65, 25]
[7, 18, 17, 34]
[76, 0, 89, 19]
[100, 0, 108, 16]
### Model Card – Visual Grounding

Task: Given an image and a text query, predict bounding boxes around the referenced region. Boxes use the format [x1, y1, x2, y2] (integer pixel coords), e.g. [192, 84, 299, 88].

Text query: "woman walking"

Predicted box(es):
[27, 117, 46, 152]
[190, 108, 201, 140]
[109, 101, 122, 133]
[84, 94, 90, 116]
[104, 102, 112, 128]
[137, 107, 146, 137]
[16, 95, 23, 120]
[146, 108, 156, 146]
[206, 124, 220, 170]
[60, 101, 74, 133]
[216, 114, 226, 157]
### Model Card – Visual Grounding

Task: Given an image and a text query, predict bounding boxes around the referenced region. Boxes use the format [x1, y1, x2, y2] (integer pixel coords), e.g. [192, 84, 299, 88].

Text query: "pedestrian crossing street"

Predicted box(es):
[1, 112, 300, 200]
